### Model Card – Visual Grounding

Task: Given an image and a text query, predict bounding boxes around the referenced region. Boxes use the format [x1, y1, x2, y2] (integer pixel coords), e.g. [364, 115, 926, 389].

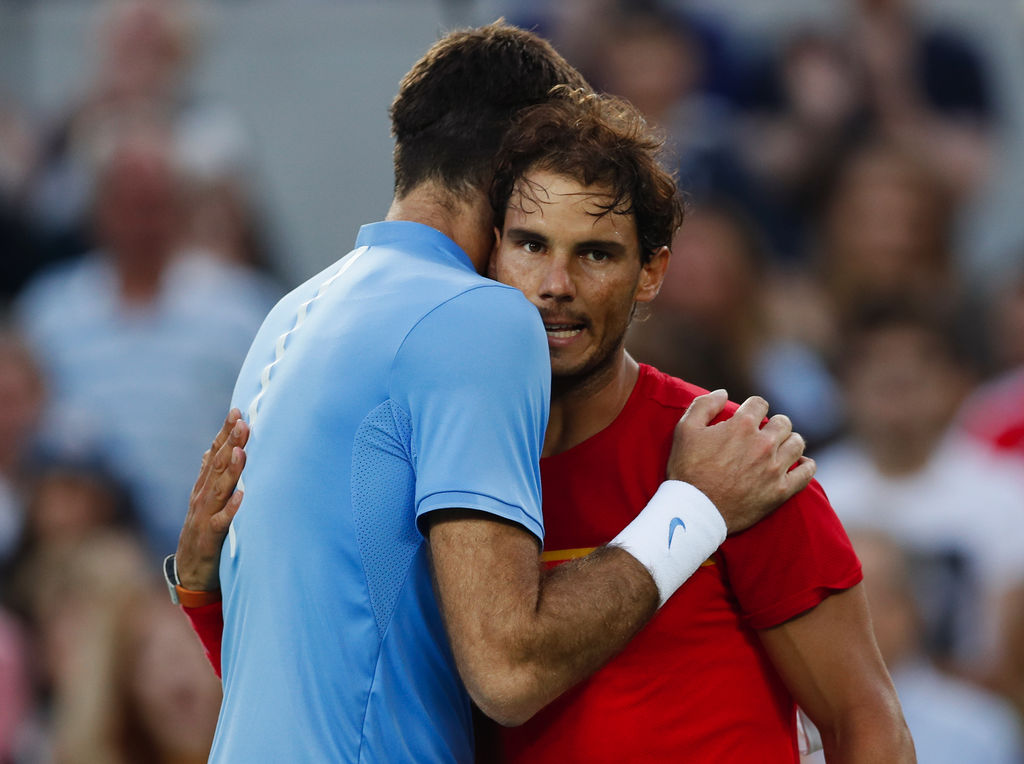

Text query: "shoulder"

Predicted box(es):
[16, 255, 102, 307]
[168, 253, 280, 314]
[637, 364, 746, 424]
[637, 364, 709, 412]
[406, 282, 544, 348]
[392, 283, 548, 395]
[14, 255, 110, 336]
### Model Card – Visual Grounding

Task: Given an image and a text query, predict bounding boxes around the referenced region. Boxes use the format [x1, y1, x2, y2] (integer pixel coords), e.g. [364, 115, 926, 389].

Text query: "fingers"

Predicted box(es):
[732, 395, 770, 425]
[761, 413, 793, 440]
[210, 489, 244, 534]
[194, 418, 248, 516]
[212, 418, 249, 472]
[210, 443, 246, 504]
[776, 429, 806, 468]
[679, 389, 729, 428]
[783, 456, 816, 497]
[209, 409, 243, 461]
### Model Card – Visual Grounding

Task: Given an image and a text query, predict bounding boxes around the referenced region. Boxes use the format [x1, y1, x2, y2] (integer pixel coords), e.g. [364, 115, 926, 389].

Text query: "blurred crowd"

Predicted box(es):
[0, 0, 279, 760]
[1, 0, 1023, 761]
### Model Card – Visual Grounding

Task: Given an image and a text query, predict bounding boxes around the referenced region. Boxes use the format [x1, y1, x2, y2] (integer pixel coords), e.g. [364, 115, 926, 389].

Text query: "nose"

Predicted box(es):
[539, 255, 575, 302]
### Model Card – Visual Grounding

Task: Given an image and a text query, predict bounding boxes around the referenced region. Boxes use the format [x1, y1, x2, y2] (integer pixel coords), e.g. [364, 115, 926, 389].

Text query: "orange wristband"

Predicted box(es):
[175, 584, 222, 608]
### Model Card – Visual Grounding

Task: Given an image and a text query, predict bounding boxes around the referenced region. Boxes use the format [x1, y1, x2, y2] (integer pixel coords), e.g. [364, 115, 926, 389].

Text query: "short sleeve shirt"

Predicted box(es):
[500, 365, 861, 763]
[212, 222, 549, 763]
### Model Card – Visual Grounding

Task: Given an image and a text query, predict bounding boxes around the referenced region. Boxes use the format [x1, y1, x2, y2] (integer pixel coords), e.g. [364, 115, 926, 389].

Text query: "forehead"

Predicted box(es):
[504, 169, 638, 242]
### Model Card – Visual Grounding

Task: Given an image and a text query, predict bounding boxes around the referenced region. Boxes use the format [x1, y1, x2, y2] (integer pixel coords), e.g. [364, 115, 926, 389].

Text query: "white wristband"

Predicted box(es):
[609, 480, 726, 608]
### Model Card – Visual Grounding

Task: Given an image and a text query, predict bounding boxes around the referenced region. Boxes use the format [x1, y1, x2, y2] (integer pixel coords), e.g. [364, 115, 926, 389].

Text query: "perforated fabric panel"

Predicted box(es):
[351, 400, 421, 639]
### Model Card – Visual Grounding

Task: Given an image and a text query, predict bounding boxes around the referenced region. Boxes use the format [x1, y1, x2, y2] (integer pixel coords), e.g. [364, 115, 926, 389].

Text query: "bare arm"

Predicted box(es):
[759, 584, 916, 763]
[429, 392, 815, 726]
[428, 513, 655, 726]
[174, 393, 816, 715]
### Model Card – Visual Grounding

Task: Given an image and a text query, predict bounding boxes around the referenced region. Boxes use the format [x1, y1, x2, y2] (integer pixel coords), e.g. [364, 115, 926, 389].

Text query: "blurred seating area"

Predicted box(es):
[1, 0, 1023, 761]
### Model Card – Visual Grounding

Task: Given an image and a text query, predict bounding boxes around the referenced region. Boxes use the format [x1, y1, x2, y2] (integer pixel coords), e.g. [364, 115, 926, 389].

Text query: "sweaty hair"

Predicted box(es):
[389, 21, 588, 200]
[489, 87, 683, 263]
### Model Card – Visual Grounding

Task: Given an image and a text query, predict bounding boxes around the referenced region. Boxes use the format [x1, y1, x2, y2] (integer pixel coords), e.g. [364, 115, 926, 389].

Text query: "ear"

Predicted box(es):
[487, 227, 502, 280]
[634, 245, 670, 304]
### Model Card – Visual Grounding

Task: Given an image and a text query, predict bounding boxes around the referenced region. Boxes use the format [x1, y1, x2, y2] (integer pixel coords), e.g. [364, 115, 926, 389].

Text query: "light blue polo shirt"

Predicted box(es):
[210, 222, 550, 763]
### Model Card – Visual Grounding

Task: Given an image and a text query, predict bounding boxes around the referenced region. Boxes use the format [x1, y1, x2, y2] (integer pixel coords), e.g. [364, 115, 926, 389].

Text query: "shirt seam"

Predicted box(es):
[386, 281, 524, 401]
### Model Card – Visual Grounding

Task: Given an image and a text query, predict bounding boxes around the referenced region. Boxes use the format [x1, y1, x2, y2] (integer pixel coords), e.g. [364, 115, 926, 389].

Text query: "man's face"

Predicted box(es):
[491, 169, 667, 381]
[96, 140, 182, 263]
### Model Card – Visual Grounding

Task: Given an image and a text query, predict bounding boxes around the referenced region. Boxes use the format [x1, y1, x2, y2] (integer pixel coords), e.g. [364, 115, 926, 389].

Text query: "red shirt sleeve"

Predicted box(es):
[719, 478, 862, 630]
[182, 601, 224, 678]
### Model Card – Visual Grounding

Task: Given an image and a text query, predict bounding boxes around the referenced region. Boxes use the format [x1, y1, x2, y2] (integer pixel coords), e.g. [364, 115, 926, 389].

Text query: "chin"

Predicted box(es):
[550, 357, 591, 379]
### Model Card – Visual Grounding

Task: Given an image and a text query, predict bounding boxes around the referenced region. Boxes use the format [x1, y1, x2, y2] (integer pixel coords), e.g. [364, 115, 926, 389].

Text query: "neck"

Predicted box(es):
[115, 253, 168, 305]
[866, 430, 942, 477]
[543, 349, 639, 457]
[385, 183, 493, 273]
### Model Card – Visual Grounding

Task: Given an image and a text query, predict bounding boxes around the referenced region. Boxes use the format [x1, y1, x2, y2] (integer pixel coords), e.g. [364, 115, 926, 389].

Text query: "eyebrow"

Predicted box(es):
[506, 227, 548, 244]
[505, 228, 628, 256]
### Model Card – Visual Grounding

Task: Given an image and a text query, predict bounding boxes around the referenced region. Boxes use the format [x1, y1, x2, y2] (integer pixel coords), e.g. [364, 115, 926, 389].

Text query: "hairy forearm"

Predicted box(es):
[497, 547, 658, 720]
[430, 515, 658, 726]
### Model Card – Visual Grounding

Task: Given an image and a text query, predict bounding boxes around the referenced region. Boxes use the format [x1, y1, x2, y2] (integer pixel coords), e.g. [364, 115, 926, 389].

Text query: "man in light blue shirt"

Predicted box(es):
[212, 220, 550, 761]
[173, 23, 814, 763]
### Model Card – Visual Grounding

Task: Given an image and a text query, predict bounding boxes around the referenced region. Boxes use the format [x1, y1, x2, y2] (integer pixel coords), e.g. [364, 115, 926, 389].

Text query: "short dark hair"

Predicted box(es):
[489, 87, 683, 263]
[389, 21, 588, 200]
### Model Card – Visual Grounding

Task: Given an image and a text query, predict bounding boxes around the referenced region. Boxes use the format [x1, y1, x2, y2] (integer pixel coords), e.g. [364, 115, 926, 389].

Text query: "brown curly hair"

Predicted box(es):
[489, 87, 683, 263]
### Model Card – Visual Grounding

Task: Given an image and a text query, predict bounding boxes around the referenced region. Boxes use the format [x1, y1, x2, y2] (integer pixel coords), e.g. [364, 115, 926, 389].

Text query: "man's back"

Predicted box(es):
[211, 221, 550, 762]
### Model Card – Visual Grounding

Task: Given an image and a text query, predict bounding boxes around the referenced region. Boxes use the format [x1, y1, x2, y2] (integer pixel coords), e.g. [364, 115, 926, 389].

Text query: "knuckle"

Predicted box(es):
[734, 410, 759, 428]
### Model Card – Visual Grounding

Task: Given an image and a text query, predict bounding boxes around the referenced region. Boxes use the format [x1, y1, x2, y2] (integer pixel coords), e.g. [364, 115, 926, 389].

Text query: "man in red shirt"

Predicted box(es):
[177, 89, 913, 760]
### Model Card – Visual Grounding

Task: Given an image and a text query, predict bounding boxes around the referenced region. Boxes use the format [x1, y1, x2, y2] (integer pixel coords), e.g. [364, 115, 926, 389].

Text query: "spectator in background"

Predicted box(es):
[24, 0, 254, 274]
[181, 169, 278, 277]
[3, 445, 135, 584]
[847, 0, 994, 198]
[627, 202, 843, 447]
[735, 31, 866, 259]
[0, 330, 46, 565]
[853, 529, 1024, 764]
[584, 6, 754, 208]
[9, 532, 158, 762]
[51, 582, 221, 764]
[0, 607, 30, 764]
[815, 300, 1024, 674]
[959, 258, 1024, 459]
[818, 142, 958, 322]
[765, 141, 966, 394]
[736, 0, 995, 260]
[14, 118, 274, 557]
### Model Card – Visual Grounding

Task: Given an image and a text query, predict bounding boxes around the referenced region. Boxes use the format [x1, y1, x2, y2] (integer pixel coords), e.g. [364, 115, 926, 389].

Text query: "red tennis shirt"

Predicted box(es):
[498, 364, 861, 763]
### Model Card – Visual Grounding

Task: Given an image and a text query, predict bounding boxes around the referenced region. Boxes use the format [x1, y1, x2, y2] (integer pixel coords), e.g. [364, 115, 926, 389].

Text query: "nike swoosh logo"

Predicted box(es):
[668, 517, 686, 548]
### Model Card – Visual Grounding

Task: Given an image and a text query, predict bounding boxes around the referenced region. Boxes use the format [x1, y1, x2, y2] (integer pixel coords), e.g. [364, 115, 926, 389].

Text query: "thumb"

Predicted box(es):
[679, 389, 729, 428]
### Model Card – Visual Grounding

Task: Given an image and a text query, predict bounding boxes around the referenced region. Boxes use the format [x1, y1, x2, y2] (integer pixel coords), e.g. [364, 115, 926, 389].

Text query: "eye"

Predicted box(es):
[522, 240, 544, 254]
[582, 249, 611, 263]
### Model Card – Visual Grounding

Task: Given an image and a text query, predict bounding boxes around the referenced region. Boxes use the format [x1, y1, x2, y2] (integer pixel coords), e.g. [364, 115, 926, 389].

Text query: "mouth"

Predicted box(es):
[543, 320, 587, 341]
